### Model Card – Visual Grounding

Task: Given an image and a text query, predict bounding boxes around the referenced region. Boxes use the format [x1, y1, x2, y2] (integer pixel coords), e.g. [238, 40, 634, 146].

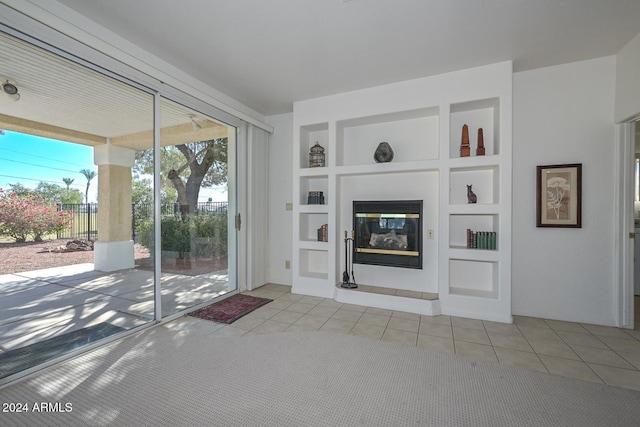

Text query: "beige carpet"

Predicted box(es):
[1, 325, 640, 426]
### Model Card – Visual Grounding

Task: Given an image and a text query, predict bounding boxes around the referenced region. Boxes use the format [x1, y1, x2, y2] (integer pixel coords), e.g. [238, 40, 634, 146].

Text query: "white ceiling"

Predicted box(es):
[55, 0, 640, 116]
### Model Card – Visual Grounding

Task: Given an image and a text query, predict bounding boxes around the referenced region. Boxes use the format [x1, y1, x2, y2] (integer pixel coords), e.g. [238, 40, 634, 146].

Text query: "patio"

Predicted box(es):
[0, 263, 231, 375]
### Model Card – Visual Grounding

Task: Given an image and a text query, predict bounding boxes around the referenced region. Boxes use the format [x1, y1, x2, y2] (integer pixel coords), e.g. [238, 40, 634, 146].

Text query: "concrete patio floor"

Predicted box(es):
[0, 263, 231, 356]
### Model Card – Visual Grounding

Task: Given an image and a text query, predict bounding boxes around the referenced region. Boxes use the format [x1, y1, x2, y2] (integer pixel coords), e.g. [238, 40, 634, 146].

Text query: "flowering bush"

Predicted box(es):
[0, 189, 73, 242]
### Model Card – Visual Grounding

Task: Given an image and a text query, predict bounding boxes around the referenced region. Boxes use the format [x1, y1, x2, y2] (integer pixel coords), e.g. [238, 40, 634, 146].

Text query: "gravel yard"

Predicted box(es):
[0, 239, 227, 275]
[0, 239, 150, 275]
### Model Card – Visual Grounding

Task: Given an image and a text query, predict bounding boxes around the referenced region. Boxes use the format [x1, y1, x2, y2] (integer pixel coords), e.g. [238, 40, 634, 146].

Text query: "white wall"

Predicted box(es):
[247, 126, 270, 290]
[512, 56, 617, 325]
[337, 172, 439, 293]
[266, 113, 294, 285]
[615, 33, 640, 123]
[267, 56, 621, 325]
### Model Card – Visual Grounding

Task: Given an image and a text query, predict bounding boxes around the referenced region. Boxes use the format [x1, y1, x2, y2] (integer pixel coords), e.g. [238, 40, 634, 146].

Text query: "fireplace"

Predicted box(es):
[353, 200, 423, 269]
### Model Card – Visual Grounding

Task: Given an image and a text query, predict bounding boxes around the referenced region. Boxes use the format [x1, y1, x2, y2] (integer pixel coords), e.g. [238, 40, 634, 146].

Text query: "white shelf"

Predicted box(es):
[298, 167, 330, 178]
[449, 165, 499, 205]
[449, 155, 500, 169]
[298, 204, 329, 213]
[448, 204, 500, 215]
[299, 123, 329, 169]
[449, 98, 500, 159]
[298, 248, 328, 280]
[449, 287, 498, 299]
[293, 61, 511, 321]
[448, 258, 498, 297]
[334, 159, 440, 177]
[299, 241, 329, 250]
[448, 247, 499, 262]
[336, 107, 439, 167]
[449, 214, 499, 249]
[299, 212, 328, 242]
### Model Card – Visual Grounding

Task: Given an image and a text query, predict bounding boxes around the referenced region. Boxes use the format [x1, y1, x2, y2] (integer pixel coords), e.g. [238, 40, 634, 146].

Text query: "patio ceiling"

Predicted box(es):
[0, 31, 229, 150]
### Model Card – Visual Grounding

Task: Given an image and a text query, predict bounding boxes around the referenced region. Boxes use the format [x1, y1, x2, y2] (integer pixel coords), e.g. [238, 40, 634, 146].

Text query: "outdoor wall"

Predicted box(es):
[615, 33, 640, 123]
[266, 113, 293, 286]
[512, 56, 617, 325]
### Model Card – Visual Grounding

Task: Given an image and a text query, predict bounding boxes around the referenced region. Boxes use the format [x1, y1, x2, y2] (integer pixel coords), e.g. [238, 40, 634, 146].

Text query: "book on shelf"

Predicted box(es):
[317, 224, 328, 242]
[466, 229, 497, 250]
[307, 191, 325, 205]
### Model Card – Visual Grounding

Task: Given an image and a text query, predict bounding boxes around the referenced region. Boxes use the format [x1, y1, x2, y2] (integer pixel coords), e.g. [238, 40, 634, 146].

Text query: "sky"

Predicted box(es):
[0, 130, 96, 201]
[0, 130, 228, 203]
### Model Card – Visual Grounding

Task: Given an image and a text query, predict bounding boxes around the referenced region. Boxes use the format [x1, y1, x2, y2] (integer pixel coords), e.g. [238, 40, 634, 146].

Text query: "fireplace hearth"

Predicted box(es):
[353, 200, 423, 269]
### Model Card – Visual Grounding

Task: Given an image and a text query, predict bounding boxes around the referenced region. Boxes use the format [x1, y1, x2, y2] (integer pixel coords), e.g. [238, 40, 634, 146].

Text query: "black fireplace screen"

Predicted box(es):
[353, 200, 423, 269]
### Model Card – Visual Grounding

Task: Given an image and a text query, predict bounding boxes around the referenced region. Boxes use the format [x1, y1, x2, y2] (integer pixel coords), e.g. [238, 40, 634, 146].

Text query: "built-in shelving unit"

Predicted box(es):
[293, 61, 512, 322]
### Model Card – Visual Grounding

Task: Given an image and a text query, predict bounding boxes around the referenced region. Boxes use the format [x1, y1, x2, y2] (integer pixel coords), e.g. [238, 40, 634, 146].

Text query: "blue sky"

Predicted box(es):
[0, 130, 96, 201]
[0, 130, 228, 203]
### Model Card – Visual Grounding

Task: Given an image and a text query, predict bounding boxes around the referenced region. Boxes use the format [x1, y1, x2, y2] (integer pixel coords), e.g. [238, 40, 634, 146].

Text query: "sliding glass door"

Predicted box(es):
[0, 29, 156, 380]
[0, 28, 238, 382]
[156, 97, 237, 318]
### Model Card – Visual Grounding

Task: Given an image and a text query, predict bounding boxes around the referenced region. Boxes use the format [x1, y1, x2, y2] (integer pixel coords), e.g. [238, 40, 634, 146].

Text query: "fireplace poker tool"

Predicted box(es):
[341, 230, 357, 288]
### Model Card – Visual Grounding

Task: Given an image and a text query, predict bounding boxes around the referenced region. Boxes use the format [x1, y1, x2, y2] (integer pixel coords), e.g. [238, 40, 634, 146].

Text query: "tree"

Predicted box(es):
[35, 182, 65, 204]
[79, 169, 97, 203]
[60, 178, 82, 205]
[62, 177, 74, 191]
[38, 182, 83, 204]
[7, 182, 30, 197]
[134, 139, 227, 217]
[131, 176, 177, 207]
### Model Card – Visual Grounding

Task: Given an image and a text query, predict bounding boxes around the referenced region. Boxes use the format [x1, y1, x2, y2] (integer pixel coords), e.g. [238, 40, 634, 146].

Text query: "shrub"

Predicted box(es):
[0, 189, 73, 242]
[191, 212, 228, 257]
[136, 212, 228, 258]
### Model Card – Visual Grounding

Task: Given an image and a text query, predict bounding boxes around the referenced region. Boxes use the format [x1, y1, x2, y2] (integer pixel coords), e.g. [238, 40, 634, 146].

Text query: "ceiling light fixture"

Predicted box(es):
[2, 79, 20, 101]
[189, 115, 201, 132]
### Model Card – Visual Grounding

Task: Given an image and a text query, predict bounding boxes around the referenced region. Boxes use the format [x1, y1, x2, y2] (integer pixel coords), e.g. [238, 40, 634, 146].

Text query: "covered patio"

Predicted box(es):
[0, 263, 230, 378]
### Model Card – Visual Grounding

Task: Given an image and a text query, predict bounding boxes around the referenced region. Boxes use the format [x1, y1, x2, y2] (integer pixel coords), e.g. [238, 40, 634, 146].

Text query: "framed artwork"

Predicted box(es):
[536, 163, 582, 228]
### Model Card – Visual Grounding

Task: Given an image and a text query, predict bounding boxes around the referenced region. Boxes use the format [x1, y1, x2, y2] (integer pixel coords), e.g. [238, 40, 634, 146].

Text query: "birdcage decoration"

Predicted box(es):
[309, 142, 325, 168]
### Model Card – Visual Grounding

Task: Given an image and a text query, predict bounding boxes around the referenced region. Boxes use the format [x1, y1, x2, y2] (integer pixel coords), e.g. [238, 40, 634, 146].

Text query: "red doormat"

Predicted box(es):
[189, 294, 272, 324]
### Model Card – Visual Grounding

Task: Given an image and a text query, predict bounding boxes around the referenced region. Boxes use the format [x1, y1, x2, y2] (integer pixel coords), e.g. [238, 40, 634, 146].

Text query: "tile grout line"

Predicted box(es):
[252, 292, 640, 386]
[516, 320, 608, 382]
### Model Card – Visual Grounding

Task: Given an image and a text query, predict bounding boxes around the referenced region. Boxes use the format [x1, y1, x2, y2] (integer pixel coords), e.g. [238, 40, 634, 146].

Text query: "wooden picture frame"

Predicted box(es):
[536, 163, 582, 228]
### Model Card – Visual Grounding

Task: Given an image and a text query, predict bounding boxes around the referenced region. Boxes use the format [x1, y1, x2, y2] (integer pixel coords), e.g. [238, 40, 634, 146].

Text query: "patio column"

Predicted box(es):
[93, 142, 135, 272]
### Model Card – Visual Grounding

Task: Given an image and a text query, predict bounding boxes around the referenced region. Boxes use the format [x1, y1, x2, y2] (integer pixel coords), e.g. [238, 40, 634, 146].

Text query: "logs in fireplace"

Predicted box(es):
[353, 200, 423, 269]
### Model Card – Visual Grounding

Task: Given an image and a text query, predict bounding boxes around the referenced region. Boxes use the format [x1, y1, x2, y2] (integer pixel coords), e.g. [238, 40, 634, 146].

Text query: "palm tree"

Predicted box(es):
[62, 177, 75, 206]
[79, 169, 97, 203]
[62, 177, 74, 191]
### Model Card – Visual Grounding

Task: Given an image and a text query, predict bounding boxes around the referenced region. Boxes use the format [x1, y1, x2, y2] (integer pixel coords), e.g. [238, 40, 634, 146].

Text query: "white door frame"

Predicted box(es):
[615, 122, 636, 328]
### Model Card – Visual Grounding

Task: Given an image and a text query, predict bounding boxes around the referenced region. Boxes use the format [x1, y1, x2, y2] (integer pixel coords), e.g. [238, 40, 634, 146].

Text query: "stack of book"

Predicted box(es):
[466, 229, 497, 250]
[317, 224, 328, 242]
[307, 191, 325, 204]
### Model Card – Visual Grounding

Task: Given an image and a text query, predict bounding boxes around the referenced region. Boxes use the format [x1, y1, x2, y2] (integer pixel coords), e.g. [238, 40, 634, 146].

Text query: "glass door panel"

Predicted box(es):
[0, 30, 155, 381]
[157, 97, 237, 317]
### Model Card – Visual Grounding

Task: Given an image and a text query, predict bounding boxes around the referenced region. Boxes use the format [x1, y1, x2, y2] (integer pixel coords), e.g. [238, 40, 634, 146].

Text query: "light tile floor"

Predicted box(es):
[168, 284, 640, 392]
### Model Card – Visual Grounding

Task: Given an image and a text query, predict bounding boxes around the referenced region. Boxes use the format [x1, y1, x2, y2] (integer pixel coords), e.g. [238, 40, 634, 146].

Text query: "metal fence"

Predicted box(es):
[57, 203, 98, 240]
[56, 202, 228, 240]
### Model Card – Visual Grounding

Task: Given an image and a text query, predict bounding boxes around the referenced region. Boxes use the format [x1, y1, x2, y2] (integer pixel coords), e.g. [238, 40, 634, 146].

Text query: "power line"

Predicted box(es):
[0, 146, 89, 168]
[0, 157, 81, 174]
[0, 174, 86, 189]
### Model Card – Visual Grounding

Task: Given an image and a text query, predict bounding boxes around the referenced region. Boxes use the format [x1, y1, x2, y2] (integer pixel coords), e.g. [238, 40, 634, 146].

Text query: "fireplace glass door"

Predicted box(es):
[353, 200, 423, 269]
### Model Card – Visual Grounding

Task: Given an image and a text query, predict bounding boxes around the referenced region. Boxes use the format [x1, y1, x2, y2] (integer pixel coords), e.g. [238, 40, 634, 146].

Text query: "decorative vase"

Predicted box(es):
[374, 141, 394, 163]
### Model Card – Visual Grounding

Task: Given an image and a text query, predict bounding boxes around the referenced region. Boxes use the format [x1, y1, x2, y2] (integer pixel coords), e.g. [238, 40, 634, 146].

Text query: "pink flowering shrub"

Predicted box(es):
[0, 188, 73, 242]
